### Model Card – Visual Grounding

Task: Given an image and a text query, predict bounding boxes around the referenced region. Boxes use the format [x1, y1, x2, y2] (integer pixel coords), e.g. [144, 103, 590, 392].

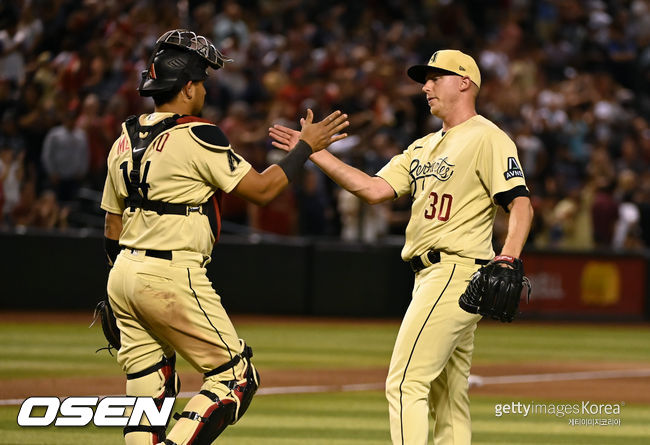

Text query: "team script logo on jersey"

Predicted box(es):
[409, 156, 455, 195]
[504, 157, 523, 180]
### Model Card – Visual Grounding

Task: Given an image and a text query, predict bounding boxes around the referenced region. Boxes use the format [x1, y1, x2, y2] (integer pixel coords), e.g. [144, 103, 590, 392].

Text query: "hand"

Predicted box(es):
[269, 125, 300, 152]
[271, 109, 349, 153]
[458, 257, 530, 323]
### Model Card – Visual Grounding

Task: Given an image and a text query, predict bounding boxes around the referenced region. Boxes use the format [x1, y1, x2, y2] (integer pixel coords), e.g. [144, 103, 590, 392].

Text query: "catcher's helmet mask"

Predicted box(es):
[138, 29, 233, 97]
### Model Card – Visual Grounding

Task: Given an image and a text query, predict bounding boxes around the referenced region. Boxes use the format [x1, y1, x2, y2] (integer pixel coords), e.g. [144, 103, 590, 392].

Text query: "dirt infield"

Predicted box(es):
[2, 312, 650, 404]
[2, 362, 650, 403]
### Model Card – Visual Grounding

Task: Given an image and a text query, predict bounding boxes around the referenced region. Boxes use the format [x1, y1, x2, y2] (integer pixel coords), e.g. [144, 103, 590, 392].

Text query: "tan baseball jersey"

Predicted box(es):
[101, 112, 251, 255]
[377, 114, 528, 261]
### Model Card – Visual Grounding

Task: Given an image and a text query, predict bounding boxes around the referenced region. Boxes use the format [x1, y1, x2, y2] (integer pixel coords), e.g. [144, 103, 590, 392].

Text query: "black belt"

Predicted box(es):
[145, 249, 172, 260]
[124, 197, 208, 216]
[125, 248, 172, 260]
[408, 250, 489, 273]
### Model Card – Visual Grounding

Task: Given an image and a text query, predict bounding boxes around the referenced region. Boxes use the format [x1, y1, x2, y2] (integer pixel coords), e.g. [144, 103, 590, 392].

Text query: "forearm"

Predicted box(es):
[310, 150, 390, 204]
[250, 164, 290, 206]
[104, 212, 122, 240]
[104, 212, 123, 266]
[500, 197, 533, 258]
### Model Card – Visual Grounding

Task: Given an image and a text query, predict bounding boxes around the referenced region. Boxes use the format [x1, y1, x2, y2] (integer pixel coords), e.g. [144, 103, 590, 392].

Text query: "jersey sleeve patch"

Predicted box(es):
[227, 150, 242, 172]
[189, 124, 230, 151]
[504, 156, 524, 180]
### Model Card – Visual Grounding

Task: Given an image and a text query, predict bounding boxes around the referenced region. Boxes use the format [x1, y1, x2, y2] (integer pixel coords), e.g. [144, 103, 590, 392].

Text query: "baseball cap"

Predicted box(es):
[407, 50, 481, 88]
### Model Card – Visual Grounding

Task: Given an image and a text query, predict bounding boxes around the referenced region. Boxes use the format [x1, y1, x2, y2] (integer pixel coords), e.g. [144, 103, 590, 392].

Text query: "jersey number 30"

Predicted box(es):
[424, 192, 452, 221]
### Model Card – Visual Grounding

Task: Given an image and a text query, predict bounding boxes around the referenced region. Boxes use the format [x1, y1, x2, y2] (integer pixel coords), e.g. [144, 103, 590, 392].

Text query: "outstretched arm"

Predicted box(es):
[234, 110, 349, 206]
[269, 124, 395, 205]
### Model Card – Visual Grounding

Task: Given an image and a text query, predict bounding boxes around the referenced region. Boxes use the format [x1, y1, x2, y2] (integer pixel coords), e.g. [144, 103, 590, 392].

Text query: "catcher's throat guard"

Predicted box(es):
[138, 29, 233, 97]
[458, 255, 532, 322]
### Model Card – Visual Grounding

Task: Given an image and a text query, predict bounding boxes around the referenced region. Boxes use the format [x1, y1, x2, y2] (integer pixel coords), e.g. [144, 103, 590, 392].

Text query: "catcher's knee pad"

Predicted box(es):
[164, 343, 259, 445]
[201, 341, 259, 424]
[229, 343, 260, 422]
[124, 355, 180, 443]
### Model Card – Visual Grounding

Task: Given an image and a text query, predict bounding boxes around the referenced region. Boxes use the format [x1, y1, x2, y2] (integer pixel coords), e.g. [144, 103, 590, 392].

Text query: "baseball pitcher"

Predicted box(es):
[98, 29, 348, 445]
[269, 50, 533, 444]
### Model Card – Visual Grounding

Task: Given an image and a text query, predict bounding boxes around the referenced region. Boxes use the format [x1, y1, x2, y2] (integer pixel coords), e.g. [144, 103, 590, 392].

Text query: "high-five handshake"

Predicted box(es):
[295, 109, 349, 153]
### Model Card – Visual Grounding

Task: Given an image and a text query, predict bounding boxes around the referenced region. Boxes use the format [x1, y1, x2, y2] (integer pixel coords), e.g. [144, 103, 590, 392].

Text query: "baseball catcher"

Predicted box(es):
[458, 255, 532, 322]
[98, 27, 349, 445]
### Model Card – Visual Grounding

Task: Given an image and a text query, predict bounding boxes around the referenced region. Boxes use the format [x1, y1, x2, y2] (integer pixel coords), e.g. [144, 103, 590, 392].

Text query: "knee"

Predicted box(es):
[385, 374, 399, 403]
[164, 342, 260, 445]
[202, 342, 259, 423]
[386, 374, 431, 403]
[126, 354, 180, 400]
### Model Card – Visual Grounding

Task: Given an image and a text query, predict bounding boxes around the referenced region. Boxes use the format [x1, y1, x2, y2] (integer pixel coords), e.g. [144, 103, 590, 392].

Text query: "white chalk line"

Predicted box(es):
[471, 368, 650, 386]
[1, 368, 649, 406]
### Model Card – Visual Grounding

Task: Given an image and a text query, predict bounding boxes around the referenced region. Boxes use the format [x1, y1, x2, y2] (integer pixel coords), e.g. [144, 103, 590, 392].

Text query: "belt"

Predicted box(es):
[126, 248, 172, 260]
[408, 250, 490, 273]
[124, 197, 209, 216]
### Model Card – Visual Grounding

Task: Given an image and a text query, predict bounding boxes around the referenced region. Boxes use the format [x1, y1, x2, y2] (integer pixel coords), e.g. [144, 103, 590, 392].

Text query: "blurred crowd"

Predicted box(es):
[1, 0, 649, 251]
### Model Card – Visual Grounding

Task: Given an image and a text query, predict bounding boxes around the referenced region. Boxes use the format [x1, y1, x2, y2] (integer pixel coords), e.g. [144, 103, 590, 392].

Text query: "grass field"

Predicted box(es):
[2, 393, 649, 444]
[3, 318, 650, 378]
[1, 316, 650, 444]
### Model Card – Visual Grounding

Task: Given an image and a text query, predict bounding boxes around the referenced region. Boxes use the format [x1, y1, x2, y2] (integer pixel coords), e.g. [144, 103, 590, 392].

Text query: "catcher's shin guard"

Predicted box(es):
[164, 343, 260, 444]
[168, 389, 237, 444]
[124, 355, 180, 444]
[124, 426, 167, 445]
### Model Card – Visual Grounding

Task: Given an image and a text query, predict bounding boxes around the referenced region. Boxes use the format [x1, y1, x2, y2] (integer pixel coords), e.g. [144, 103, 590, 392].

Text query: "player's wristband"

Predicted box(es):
[493, 255, 517, 263]
[276, 140, 313, 183]
[104, 237, 120, 267]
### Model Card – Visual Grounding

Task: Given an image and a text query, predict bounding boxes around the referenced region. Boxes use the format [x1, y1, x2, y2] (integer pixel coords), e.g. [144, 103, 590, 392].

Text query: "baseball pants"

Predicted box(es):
[386, 256, 482, 445]
[108, 249, 248, 444]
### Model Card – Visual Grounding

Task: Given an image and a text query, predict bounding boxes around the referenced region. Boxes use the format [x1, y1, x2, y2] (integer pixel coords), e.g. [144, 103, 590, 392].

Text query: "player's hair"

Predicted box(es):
[151, 84, 184, 107]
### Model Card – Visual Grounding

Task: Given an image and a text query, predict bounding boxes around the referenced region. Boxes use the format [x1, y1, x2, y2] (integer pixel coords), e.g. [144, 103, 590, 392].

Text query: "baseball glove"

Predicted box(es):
[92, 298, 121, 353]
[458, 255, 531, 322]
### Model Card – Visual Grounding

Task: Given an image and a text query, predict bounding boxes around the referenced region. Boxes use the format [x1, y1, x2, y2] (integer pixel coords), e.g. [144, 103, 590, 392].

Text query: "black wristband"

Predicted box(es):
[104, 237, 120, 267]
[276, 140, 313, 183]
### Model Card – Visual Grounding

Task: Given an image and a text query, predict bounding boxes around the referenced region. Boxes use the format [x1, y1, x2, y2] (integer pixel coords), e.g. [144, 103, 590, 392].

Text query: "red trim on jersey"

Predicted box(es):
[176, 116, 213, 125]
[212, 191, 222, 244]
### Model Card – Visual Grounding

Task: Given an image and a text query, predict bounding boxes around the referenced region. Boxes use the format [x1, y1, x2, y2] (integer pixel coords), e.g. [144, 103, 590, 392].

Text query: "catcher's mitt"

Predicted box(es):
[91, 298, 121, 353]
[458, 255, 531, 322]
